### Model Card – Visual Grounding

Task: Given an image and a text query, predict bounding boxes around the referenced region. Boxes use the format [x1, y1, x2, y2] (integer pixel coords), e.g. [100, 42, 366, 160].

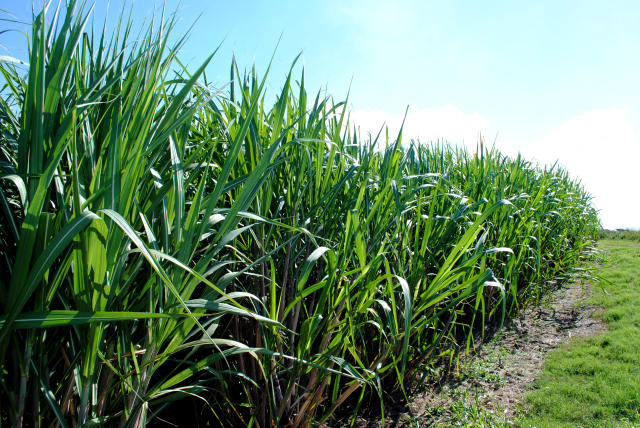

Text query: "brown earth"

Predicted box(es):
[347, 279, 607, 427]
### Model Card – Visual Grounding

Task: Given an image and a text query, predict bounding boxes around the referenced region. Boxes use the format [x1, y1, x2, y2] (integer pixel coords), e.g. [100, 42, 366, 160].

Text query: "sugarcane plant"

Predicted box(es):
[0, 2, 599, 426]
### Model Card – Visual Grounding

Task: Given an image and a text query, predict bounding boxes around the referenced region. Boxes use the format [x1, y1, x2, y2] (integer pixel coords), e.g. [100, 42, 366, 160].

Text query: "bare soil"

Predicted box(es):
[348, 279, 607, 427]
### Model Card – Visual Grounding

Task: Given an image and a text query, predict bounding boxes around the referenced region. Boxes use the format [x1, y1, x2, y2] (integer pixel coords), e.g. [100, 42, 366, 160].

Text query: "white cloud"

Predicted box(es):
[350, 105, 489, 149]
[513, 109, 640, 230]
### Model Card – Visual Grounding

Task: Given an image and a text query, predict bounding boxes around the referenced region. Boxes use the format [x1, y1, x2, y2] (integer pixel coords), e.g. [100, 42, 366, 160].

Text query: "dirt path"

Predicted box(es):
[352, 279, 607, 427]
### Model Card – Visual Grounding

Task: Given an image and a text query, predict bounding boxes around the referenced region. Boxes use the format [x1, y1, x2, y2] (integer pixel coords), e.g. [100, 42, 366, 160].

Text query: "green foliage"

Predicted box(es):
[522, 240, 640, 428]
[0, 2, 599, 426]
[431, 389, 518, 427]
[597, 229, 640, 242]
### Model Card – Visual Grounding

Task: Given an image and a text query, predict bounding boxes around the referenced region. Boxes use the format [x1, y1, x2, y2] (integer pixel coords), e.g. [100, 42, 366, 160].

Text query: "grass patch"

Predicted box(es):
[424, 389, 518, 428]
[454, 359, 504, 385]
[522, 240, 640, 427]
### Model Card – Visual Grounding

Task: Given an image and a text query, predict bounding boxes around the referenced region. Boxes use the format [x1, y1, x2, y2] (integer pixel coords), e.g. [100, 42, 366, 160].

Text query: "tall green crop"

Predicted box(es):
[0, 2, 599, 426]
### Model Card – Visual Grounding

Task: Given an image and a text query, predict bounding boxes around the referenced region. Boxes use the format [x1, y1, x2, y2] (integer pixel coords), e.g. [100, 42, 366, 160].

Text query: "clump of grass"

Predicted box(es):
[422, 389, 519, 427]
[454, 359, 503, 385]
[0, 2, 600, 426]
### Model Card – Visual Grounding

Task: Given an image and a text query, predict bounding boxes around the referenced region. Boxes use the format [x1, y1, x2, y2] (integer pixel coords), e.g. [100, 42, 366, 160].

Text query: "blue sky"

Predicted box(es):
[2, 1, 639, 229]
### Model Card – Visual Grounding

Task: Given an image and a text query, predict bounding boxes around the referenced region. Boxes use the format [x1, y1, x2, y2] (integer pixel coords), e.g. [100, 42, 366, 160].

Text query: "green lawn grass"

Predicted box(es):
[522, 239, 640, 427]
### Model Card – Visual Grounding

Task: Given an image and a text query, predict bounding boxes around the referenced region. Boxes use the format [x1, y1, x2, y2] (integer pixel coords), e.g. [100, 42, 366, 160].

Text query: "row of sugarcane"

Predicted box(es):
[0, 2, 599, 426]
